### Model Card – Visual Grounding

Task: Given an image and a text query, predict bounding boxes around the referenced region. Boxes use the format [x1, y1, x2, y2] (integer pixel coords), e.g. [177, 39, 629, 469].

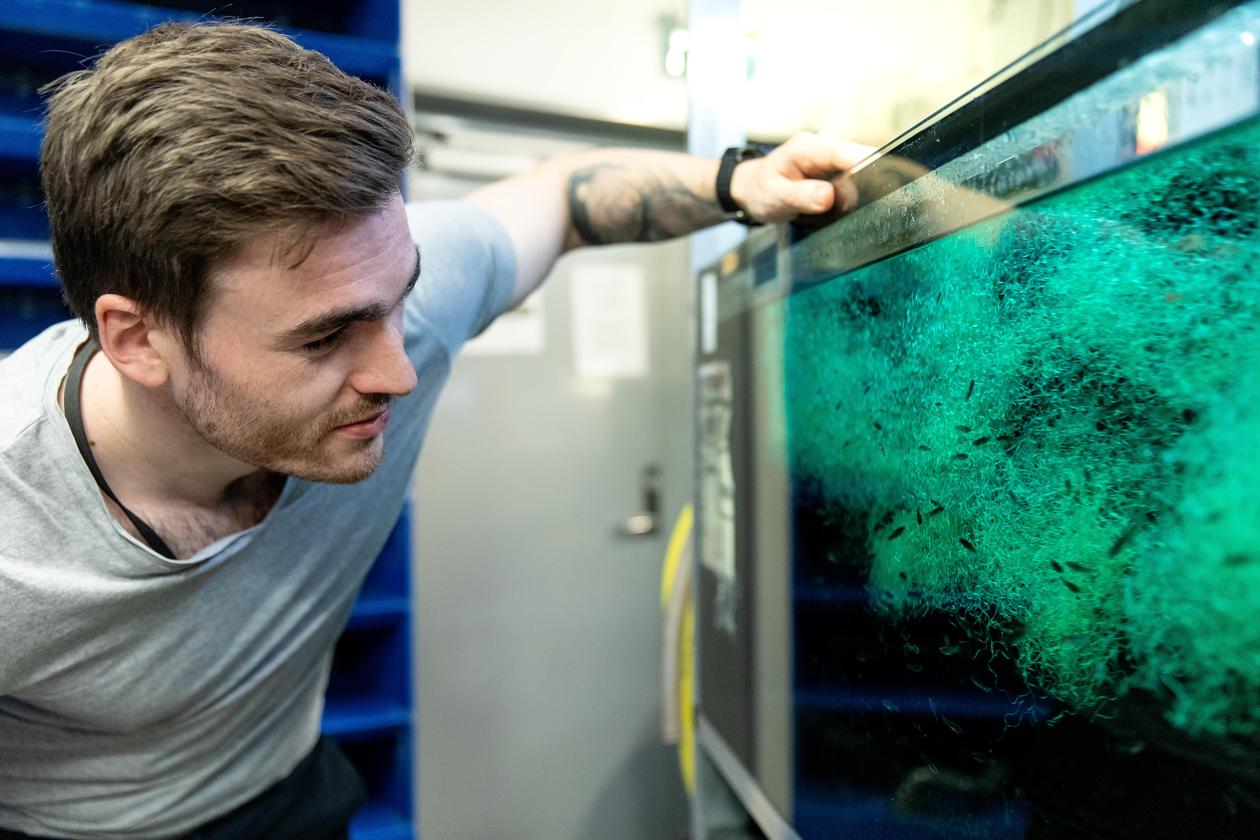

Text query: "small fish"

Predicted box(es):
[930, 498, 943, 508]
[970, 676, 994, 694]
[1066, 561, 1087, 572]
[1063, 579, 1081, 594]
[1065, 477, 1073, 493]
[918, 444, 930, 451]
[939, 644, 960, 656]
[941, 715, 964, 735]
[972, 436, 990, 446]
[952, 453, 969, 461]
[966, 379, 976, 401]
[882, 699, 901, 713]
[888, 526, 906, 541]
[907, 663, 924, 673]
[874, 421, 883, 431]
[955, 425, 972, 432]
[929, 506, 945, 517]
[959, 537, 977, 553]
[916, 508, 923, 525]
[1109, 523, 1140, 558]
[1051, 560, 1065, 573]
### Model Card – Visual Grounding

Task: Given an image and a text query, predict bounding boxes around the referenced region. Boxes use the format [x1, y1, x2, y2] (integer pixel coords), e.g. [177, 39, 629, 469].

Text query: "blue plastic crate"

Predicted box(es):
[0, 1, 412, 833]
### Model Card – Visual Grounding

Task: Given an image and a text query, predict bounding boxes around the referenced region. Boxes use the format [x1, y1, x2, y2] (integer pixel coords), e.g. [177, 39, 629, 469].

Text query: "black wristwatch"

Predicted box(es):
[716, 145, 766, 227]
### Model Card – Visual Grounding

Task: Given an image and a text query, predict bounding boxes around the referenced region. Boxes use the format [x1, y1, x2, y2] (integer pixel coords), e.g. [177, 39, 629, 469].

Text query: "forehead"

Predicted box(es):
[208, 195, 414, 321]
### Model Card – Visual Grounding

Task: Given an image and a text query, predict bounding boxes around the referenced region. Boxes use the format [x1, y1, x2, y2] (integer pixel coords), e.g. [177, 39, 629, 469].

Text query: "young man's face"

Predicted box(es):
[167, 194, 420, 484]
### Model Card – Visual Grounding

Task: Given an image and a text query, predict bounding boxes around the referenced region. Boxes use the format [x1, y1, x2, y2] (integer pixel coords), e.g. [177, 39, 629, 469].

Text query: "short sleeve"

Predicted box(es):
[403, 200, 518, 356]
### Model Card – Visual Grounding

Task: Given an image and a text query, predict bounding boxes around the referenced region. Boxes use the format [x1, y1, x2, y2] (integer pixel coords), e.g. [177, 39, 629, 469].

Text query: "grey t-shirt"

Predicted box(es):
[0, 201, 515, 838]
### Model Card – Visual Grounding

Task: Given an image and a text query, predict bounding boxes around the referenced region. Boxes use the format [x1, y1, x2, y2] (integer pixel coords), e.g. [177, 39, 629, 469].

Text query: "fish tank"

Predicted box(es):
[693, 1, 1260, 838]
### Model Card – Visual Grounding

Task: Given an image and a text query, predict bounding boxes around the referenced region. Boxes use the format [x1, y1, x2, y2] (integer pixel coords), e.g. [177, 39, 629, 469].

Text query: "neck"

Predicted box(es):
[76, 349, 263, 510]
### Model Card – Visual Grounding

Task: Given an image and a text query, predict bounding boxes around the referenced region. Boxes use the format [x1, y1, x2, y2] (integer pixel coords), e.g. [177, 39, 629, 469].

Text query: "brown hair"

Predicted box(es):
[39, 21, 414, 356]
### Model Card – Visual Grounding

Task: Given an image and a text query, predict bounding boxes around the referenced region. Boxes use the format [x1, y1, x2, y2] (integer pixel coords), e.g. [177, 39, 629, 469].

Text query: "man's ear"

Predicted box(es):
[94, 294, 172, 388]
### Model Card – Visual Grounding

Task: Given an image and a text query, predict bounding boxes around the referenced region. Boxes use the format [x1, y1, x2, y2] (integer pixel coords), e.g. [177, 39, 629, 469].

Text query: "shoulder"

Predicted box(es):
[0, 321, 94, 560]
[0, 321, 82, 451]
[404, 199, 515, 283]
[402, 201, 517, 355]
[404, 199, 510, 247]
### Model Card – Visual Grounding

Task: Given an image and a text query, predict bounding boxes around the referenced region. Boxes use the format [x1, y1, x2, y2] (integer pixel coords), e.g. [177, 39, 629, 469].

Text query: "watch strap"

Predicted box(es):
[716, 145, 766, 226]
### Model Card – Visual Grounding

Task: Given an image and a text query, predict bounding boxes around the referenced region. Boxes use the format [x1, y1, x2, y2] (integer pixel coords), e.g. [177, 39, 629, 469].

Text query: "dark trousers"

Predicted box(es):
[0, 736, 365, 840]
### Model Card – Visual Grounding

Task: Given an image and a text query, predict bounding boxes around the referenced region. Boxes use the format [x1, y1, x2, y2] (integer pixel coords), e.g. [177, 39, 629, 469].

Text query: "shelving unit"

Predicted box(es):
[0, 3, 414, 838]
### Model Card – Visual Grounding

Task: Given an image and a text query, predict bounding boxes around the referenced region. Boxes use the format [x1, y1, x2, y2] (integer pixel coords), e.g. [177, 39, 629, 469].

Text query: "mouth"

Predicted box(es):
[333, 407, 390, 440]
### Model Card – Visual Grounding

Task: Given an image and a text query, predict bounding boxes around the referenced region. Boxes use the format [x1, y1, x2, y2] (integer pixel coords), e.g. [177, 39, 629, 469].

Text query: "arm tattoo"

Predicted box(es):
[566, 163, 719, 246]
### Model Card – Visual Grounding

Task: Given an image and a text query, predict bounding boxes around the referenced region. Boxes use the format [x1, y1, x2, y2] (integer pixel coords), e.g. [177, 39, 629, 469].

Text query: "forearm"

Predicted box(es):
[467, 148, 730, 306]
[465, 133, 867, 306]
[559, 148, 727, 248]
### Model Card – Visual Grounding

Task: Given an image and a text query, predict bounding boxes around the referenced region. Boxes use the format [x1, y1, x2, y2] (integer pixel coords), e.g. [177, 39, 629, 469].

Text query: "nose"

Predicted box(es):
[347, 320, 417, 398]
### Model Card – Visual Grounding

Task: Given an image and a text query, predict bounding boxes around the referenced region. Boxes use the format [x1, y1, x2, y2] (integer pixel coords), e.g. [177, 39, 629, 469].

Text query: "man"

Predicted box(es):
[0, 21, 865, 839]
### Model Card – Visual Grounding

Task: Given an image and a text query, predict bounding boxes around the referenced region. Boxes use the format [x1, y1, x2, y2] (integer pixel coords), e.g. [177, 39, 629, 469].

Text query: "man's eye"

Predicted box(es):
[303, 329, 345, 353]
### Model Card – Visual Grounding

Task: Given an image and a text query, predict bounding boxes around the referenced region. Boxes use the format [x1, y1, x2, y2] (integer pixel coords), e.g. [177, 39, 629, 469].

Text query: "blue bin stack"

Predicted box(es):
[0, 3, 415, 838]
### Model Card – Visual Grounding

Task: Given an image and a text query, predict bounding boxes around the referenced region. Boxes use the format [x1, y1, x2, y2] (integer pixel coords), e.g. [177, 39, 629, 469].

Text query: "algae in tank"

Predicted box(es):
[784, 115, 1260, 738]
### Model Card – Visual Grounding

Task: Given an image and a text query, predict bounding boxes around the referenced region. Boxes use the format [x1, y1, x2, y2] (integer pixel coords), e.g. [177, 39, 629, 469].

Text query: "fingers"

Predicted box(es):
[777, 131, 875, 178]
[822, 133, 878, 172]
[734, 131, 873, 222]
[778, 177, 835, 214]
[835, 177, 859, 213]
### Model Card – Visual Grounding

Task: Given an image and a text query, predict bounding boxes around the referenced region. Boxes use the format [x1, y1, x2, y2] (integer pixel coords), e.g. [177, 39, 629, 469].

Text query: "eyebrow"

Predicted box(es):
[278, 245, 421, 344]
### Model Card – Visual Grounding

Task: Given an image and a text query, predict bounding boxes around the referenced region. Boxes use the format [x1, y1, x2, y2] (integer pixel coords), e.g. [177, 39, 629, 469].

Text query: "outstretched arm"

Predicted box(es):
[465, 132, 871, 306]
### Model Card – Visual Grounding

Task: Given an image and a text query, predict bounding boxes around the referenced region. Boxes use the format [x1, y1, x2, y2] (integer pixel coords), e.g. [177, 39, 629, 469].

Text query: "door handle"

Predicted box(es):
[619, 464, 661, 537]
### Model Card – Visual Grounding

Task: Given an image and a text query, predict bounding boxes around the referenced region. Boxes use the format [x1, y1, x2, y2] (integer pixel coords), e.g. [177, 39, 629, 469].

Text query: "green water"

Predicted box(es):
[784, 116, 1260, 737]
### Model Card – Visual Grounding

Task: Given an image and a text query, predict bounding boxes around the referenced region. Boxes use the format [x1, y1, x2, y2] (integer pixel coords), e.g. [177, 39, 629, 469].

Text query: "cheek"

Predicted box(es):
[202, 344, 356, 421]
[275, 360, 355, 416]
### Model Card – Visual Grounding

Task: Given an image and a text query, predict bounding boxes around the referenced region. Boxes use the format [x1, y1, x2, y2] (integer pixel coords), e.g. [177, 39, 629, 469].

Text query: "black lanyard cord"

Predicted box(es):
[65, 338, 178, 560]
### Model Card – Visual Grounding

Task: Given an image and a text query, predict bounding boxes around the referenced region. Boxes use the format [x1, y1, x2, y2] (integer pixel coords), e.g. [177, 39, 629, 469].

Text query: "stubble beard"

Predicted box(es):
[177, 364, 389, 485]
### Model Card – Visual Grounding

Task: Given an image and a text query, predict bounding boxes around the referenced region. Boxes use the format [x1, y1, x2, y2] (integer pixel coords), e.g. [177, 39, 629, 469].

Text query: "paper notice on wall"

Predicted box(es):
[699, 360, 738, 635]
[699, 361, 736, 582]
[700, 270, 718, 355]
[570, 265, 648, 379]
[463, 288, 545, 356]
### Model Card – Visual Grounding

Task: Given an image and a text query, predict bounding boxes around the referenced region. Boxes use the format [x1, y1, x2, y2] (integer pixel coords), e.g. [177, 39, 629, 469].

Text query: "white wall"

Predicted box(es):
[739, 0, 1076, 144]
[404, 0, 689, 129]
[404, 0, 1075, 147]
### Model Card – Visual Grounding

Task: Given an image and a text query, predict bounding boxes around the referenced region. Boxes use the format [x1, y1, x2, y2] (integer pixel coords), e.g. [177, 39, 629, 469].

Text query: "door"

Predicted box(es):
[409, 119, 694, 840]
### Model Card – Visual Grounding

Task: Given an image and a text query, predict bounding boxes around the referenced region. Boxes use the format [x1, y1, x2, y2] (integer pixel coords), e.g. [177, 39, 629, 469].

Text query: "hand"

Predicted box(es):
[729, 132, 874, 224]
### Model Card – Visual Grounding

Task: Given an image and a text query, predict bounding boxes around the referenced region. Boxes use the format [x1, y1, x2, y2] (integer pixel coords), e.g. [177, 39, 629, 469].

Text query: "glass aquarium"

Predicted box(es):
[694, 1, 1260, 838]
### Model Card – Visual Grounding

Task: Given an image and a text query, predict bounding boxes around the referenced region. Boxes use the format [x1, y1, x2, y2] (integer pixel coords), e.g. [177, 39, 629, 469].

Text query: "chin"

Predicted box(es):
[280, 440, 385, 485]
